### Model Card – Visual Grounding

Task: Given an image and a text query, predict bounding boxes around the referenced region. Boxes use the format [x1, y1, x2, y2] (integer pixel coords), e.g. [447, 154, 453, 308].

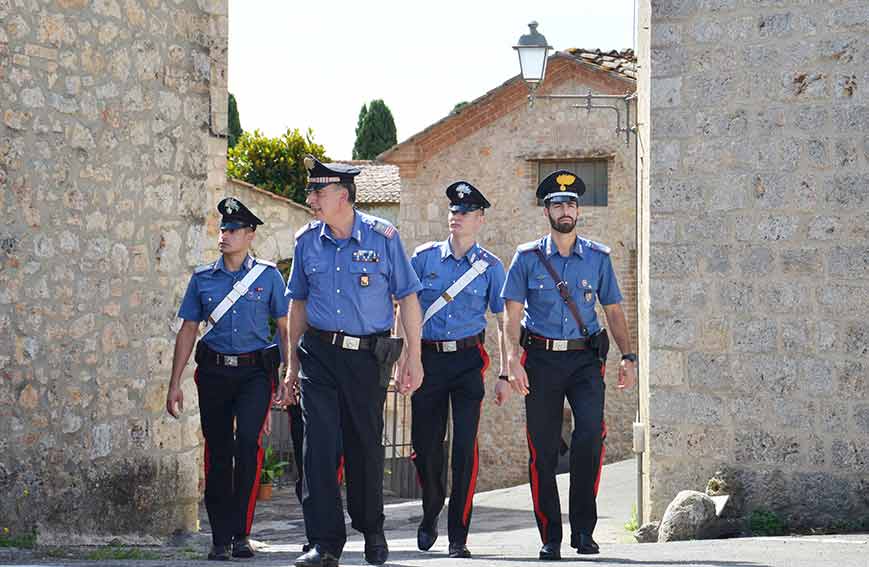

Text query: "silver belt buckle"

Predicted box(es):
[224, 355, 238, 367]
[551, 340, 568, 352]
[442, 341, 457, 353]
[342, 336, 361, 350]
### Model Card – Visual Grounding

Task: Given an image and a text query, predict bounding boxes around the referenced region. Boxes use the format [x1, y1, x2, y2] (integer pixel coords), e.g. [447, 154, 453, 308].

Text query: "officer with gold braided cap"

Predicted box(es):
[500, 170, 637, 560]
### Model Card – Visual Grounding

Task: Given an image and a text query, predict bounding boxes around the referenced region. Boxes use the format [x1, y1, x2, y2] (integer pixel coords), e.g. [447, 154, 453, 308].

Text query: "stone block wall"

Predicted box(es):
[0, 0, 228, 542]
[645, 0, 869, 526]
[389, 61, 638, 491]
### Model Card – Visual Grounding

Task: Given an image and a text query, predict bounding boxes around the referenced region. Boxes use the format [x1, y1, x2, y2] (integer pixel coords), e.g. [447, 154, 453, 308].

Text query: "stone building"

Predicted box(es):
[380, 49, 638, 492]
[0, 0, 231, 542]
[638, 0, 869, 526]
[340, 160, 401, 226]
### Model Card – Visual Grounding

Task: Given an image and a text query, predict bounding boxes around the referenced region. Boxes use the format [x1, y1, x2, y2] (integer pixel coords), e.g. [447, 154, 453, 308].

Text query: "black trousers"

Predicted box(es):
[523, 348, 606, 547]
[288, 404, 305, 504]
[195, 362, 272, 546]
[411, 344, 488, 546]
[298, 331, 388, 557]
[289, 404, 344, 505]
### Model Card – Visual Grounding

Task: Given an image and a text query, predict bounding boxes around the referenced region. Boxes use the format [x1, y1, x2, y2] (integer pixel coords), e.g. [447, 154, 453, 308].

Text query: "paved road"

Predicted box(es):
[3, 458, 867, 566]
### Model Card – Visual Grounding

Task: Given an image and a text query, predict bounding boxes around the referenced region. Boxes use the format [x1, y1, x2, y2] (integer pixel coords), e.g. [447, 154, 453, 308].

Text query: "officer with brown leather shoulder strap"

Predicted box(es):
[500, 170, 636, 561]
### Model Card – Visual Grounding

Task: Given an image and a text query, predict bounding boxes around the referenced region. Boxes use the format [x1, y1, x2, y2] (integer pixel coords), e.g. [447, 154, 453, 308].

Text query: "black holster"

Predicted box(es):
[194, 340, 206, 365]
[261, 344, 282, 388]
[590, 329, 610, 363]
[372, 336, 404, 387]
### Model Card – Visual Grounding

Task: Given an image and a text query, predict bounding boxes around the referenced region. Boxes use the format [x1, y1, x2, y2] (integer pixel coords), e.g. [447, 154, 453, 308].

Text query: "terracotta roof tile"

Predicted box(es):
[564, 48, 637, 80]
[334, 160, 401, 204]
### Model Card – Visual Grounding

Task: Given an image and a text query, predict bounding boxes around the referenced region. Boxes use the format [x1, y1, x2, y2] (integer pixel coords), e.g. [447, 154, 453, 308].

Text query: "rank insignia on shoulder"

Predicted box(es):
[371, 219, 396, 239]
[352, 249, 380, 263]
[359, 274, 370, 287]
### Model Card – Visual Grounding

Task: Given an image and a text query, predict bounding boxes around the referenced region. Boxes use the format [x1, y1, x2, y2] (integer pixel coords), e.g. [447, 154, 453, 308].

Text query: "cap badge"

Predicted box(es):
[225, 198, 239, 214]
[456, 183, 471, 199]
[556, 173, 576, 191]
[303, 156, 315, 171]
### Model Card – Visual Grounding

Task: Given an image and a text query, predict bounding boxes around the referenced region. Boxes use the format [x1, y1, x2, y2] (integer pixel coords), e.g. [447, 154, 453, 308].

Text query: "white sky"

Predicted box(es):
[228, 0, 636, 159]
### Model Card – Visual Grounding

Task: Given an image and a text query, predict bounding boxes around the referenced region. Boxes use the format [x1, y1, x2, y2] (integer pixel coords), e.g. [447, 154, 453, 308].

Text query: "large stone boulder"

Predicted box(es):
[658, 490, 717, 542]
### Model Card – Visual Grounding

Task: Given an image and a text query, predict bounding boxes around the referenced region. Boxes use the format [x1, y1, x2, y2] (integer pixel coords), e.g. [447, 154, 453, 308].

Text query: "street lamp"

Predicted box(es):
[513, 21, 552, 91]
[513, 22, 636, 146]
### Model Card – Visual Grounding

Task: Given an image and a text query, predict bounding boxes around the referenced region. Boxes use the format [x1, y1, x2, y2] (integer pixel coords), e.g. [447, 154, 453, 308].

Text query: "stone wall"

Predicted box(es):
[0, 0, 228, 542]
[645, 0, 869, 526]
[387, 59, 638, 491]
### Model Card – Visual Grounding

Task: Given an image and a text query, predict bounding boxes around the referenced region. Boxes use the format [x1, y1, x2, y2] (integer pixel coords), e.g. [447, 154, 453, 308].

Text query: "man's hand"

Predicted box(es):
[398, 356, 424, 396]
[618, 359, 637, 390]
[494, 379, 512, 406]
[262, 407, 272, 436]
[280, 366, 300, 406]
[508, 355, 530, 396]
[166, 386, 184, 418]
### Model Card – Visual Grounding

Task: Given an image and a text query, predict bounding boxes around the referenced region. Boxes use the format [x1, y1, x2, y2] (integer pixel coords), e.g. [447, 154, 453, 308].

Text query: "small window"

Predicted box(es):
[537, 160, 608, 206]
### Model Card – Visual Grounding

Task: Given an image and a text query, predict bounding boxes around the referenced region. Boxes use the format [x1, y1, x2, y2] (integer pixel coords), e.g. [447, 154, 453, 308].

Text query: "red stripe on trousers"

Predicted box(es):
[522, 350, 549, 541]
[594, 363, 607, 496]
[244, 410, 269, 535]
[526, 429, 547, 541]
[337, 455, 345, 485]
[461, 344, 489, 526]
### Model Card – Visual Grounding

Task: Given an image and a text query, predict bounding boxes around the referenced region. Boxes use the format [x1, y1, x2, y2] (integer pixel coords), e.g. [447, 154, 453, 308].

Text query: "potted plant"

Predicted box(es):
[258, 446, 289, 501]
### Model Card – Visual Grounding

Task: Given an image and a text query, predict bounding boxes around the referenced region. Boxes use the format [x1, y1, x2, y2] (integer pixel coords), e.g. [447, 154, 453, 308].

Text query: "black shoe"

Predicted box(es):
[301, 542, 312, 553]
[448, 543, 471, 558]
[416, 517, 438, 551]
[208, 544, 231, 561]
[294, 545, 339, 567]
[363, 532, 389, 565]
[576, 534, 599, 555]
[539, 543, 561, 561]
[232, 536, 255, 558]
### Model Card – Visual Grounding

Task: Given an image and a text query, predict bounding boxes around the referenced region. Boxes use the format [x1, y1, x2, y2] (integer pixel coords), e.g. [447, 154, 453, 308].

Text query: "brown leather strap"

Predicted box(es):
[533, 248, 590, 337]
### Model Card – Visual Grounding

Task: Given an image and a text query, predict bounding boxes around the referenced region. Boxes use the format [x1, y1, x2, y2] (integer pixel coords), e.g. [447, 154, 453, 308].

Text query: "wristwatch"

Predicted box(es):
[621, 353, 638, 363]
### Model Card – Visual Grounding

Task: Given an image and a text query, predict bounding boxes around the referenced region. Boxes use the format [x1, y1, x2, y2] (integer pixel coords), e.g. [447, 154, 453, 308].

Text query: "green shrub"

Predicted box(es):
[749, 509, 786, 536]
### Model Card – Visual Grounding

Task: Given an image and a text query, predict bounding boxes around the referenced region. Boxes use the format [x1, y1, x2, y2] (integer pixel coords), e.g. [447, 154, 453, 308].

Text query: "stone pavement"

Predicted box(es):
[2, 459, 868, 566]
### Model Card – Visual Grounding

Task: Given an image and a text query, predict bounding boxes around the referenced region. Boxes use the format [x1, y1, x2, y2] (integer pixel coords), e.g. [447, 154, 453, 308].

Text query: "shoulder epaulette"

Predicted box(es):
[476, 245, 502, 264]
[413, 241, 438, 255]
[295, 220, 321, 239]
[582, 237, 611, 255]
[254, 258, 276, 267]
[368, 218, 396, 239]
[517, 240, 539, 253]
[193, 262, 214, 274]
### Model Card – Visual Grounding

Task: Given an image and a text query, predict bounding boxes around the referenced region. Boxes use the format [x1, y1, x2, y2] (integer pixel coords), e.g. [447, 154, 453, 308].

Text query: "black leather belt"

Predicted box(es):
[200, 344, 264, 367]
[308, 328, 385, 351]
[521, 327, 588, 351]
[422, 332, 484, 353]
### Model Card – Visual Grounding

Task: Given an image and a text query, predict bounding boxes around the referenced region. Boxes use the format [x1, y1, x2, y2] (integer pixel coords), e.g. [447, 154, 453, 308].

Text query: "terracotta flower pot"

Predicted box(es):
[257, 483, 273, 501]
